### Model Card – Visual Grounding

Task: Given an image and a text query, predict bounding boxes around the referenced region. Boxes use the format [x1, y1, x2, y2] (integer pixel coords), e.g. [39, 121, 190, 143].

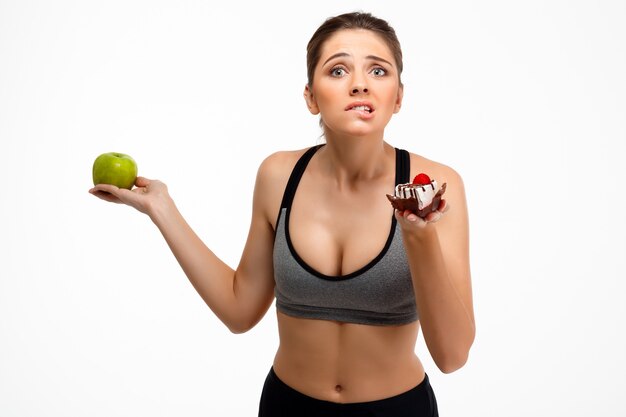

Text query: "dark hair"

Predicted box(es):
[306, 12, 403, 87]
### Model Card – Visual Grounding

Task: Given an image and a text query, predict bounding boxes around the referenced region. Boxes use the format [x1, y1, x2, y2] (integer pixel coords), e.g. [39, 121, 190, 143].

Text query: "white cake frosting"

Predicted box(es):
[394, 180, 438, 210]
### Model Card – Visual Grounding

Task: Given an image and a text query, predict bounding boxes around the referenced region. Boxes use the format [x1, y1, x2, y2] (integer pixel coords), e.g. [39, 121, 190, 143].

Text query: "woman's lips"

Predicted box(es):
[351, 109, 375, 119]
[345, 101, 374, 112]
[349, 105, 372, 112]
[346, 102, 375, 119]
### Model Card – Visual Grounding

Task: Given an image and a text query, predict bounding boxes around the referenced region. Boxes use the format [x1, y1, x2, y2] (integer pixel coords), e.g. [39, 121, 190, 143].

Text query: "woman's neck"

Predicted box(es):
[317, 135, 394, 186]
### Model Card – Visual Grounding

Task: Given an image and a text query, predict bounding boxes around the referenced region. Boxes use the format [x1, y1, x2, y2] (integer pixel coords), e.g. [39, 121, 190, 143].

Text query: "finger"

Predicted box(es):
[91, 183, 120, 195]
[135, 176, 151, 187]
[89, 188, 122, 203]
[425, 212, 442, 223]
[394, 209, 411, 220]
[403, 210, 419, 222]
[395, 209, 421, 223]
[91, 183, 136, 205]
[438, 199, 450, 213]
[426, 207, 447, 223]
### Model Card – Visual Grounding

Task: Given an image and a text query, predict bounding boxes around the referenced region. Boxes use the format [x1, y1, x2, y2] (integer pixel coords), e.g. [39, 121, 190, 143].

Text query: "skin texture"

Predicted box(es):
[90, 28, 474, 403]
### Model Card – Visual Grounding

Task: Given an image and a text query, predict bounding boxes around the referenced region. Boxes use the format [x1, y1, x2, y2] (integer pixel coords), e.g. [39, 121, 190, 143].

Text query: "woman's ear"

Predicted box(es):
[394, 84, 404, 114]
[304, 84, 320, 115]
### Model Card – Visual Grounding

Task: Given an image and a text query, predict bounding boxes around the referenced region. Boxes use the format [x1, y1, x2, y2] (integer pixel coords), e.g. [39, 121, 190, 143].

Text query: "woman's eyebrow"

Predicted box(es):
[365, 55, 393, 67]
[322, 52, 350, 67]
[322, 53, 393, 67]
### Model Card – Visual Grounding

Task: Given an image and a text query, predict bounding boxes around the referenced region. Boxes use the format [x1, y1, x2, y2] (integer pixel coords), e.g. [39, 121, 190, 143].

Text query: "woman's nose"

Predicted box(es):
[351, 85, 369, 95]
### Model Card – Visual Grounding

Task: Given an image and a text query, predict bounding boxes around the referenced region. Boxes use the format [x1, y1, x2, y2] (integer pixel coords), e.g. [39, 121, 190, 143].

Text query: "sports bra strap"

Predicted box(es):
[279, 145, 323, 210]
[396, 148, 410, 185]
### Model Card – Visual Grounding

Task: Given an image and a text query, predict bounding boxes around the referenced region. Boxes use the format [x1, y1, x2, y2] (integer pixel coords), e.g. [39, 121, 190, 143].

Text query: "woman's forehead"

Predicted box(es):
[318, 29, 395, 64]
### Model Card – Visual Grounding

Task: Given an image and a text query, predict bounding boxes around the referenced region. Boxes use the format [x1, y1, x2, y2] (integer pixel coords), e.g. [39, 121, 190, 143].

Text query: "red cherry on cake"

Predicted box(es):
[412, 173, 431, 185]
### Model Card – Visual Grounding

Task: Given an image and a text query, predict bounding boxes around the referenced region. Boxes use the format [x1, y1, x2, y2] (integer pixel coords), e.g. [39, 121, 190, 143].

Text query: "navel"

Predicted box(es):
[335, 384, 343, 393]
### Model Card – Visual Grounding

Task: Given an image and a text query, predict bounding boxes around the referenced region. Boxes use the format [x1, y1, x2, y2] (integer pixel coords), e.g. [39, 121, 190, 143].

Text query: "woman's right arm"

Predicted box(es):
[89, 154, 288, 333]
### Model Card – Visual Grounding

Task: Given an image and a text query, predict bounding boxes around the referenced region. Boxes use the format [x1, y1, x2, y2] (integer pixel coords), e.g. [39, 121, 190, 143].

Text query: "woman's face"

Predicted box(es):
[305, 29, 403, 139]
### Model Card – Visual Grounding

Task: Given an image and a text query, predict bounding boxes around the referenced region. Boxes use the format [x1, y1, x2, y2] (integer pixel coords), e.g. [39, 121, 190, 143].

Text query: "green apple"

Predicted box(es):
[92, 152, 138, 189]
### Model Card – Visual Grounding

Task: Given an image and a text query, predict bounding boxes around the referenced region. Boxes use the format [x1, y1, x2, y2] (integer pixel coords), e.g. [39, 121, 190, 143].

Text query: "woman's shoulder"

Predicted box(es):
[253, 147, 316, 227]
[256, 147, 313, 181]
[407, 151, 464, 189]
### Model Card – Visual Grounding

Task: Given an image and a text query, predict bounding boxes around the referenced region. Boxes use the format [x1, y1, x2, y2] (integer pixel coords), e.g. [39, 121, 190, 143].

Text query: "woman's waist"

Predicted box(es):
[272, 348, 425, 403]
[273, 313, 424, 402]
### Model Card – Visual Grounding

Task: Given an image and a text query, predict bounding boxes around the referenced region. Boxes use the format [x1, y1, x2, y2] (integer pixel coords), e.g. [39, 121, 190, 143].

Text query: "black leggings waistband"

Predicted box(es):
[258, 367, 439, 417]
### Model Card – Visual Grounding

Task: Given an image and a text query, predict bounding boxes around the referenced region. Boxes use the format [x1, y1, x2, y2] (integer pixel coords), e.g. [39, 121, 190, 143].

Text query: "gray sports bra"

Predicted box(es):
[273, 145, 418, 326]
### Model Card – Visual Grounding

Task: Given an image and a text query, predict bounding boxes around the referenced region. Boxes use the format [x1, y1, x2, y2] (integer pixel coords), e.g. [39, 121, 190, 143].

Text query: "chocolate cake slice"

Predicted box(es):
[386, 173, 447, 218]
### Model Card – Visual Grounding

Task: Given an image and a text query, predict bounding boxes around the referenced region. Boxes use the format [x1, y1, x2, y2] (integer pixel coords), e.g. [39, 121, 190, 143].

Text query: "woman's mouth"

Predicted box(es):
[345, 101, 374, 119]
[351, 105, 371, 113]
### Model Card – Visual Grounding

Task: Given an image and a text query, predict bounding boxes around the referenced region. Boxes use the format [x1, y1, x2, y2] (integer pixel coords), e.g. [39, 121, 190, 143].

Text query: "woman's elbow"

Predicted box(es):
[433, 337, 474, 373]
[225, 317, 256, 334]
[227, 322, 251, 334]
[224, 312, 264, 334]
[435, 351, 470, 374]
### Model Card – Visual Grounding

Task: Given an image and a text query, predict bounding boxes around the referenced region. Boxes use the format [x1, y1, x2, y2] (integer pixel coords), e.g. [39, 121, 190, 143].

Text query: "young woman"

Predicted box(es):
[90, 12, 475, 417]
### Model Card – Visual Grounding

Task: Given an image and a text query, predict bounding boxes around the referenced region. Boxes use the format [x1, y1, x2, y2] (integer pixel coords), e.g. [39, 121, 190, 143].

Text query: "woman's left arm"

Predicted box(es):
[396, 166, 475, 373]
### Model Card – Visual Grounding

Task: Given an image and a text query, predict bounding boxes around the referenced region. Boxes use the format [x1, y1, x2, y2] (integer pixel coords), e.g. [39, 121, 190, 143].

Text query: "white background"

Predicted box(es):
[1, 0, 625, 415]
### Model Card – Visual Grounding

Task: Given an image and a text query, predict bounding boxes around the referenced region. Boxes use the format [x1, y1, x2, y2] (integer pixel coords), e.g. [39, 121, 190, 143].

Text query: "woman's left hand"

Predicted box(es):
[394, 199, 449, 229]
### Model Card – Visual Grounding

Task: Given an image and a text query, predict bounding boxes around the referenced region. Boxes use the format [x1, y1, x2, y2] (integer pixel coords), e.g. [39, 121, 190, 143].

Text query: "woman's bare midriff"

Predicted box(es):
[272, 311, 425, 403]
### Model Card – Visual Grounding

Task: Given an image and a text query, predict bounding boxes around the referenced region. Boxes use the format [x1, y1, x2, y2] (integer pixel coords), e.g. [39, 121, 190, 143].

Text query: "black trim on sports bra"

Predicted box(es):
[279, 145, 324, 214]
[396, 144, 411, 184]
[276, 145, 411, 281]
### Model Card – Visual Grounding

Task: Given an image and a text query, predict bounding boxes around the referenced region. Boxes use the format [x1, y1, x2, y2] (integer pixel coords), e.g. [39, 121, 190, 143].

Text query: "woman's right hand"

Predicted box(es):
[89, 176, 171, 217]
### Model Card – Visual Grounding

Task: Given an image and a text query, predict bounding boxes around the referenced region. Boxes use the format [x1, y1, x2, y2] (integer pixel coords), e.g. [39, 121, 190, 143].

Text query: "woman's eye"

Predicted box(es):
[371, 67, 386, 76]
[330, 67, 346, 77]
